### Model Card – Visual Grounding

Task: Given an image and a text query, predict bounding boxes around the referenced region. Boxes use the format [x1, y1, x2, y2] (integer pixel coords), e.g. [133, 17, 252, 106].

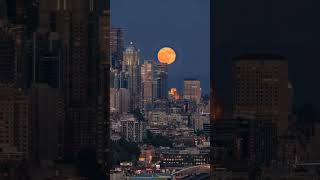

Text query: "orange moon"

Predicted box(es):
[157, 47, 176, 65]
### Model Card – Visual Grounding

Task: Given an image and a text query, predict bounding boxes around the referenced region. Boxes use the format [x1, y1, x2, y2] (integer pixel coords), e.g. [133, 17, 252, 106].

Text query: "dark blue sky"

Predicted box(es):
[111, 0, 210, 94]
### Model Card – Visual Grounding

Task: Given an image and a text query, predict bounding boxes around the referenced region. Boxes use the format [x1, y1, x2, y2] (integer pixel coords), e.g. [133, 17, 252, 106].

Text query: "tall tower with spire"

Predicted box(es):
[123, 42, 141, 111]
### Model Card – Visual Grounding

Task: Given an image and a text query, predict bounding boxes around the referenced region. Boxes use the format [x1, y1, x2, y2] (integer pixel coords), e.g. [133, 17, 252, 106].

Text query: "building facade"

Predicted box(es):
[183, 79, 201, 104]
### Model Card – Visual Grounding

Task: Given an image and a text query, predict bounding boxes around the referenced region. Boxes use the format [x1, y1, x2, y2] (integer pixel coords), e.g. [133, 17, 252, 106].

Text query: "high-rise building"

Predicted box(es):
[183, 79, 201, 104]
[0, 28, 15, 85]
[233, 54, 292, 166]
[34, 31, 63, 88]
[38, 0, 108, 165]
[233, 54, 291, 134]
[110, 88, 129, 114]
[2, 0, 38, 33]
[3, 0, 17, 23]
[141, 60, 156, 110]
[122, 42, 140, 111]
[110, 27, 124, 70]
[120, 115, 145, 143]
[119, 71, 129, 89]
[110, 68, 119, 88]
[30, 84, 65, 163]
[0, 25, 32, 89]
[98, 1, 110, 169]
[156, 63, 168, 100]
[0, 0, 6, 20]
[0, 88, 31, 162]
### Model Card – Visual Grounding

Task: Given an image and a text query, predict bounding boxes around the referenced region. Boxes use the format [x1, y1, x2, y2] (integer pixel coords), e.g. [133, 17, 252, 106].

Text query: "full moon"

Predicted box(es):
[157, 47, 176, 65]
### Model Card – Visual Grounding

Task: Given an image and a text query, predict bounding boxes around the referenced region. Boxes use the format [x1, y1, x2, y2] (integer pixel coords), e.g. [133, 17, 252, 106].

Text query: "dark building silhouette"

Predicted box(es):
[110, 27, 124, 70]
[233, 54, 291, 167]
[30, 84, 65, 163]
[156, 63, 168, 100]
[34, 32, 63, 88]
[37, 0, 109, 166]
[233, 54, 291, 134]
[0, 28, 15, 85]
[0, 0, 110, 179]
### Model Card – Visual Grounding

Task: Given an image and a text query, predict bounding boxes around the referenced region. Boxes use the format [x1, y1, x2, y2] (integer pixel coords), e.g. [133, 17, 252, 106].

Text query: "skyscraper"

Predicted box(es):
[141, 60, 156, 110]
[0, 23, 32, 89]
[34, 31, 63, 88]
[183, 79, 201, 104]
[110, 88, 129, 114]
[156, 63, 168, 100]
[233, 54, 291, 134]
[0, 0, 6, 20]
[38, 0, 107, 165]
[98, 1, 110, 169]
[30, 84, 65, 163]
[0, 88, 31, 162]
[0, 28, 15, 85]
[110, 27, 124, 70]
[233, 54, 291, 166]
[123, 42, 140, 111]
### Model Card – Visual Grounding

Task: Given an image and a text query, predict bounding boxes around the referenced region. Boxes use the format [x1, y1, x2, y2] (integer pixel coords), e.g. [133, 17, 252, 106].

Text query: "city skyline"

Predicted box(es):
[111, 0, 210, 94]
[109, 1, 211, 178]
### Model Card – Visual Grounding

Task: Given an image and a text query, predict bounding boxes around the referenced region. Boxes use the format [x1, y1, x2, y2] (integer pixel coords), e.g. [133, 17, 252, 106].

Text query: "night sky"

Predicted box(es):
[111, 0, 210, 94]
[213, 0, 320, 108]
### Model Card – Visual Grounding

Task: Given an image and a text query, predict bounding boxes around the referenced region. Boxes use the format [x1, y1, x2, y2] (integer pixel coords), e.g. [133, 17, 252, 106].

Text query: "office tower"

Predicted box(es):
[192, 114, 210, 131]
[0, 25, 31, 89]
[110, 27, 124, 70]
[110, 88, 129, 114]
[120, 115, 145, 143]
[233, 54, 290, 134]
[98, 1, 110, 169]
[141, 60, 156, 110]
[34, 32, 63, 88]
[212, 117, 252, 165]
[100, 6, 110, 65]
[0, 88, 31, 162]
[0, 28, 15, 85]
[38, 0, 107, 165]
[4, 0, 38, 34]
[119, 71, 129, 89]
[118, 88, 129, 114]
[110, 88, 117, 113]
[4, 0, 15, 23]
[64, 0, 99, 160]
[110, 69, 115, 89]
[110, 68, 117, 88]
[15, 0, 28, 24]
[122, 42, 140, 111]
[30, 84, 65, 163]
[183, 79, 201, 104]
[156, 63, 168, 100]
[0, 0, 6, 20]
[233, 54, 291, 166]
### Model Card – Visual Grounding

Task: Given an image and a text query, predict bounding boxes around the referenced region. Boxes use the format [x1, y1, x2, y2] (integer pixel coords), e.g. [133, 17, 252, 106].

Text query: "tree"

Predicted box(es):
[111, 139, 141, 167]
[133, 108, 145, 121]
[144, 131, 173, 147]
